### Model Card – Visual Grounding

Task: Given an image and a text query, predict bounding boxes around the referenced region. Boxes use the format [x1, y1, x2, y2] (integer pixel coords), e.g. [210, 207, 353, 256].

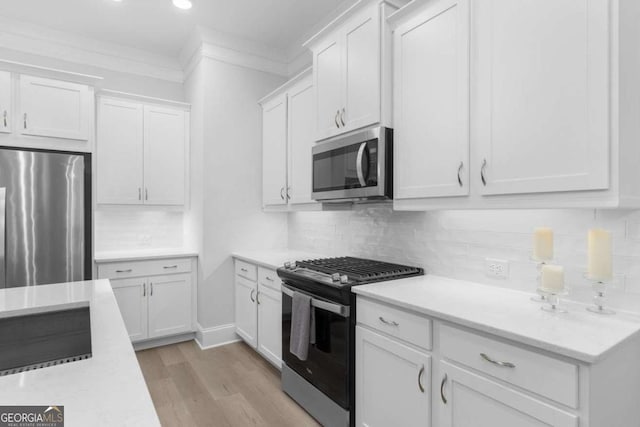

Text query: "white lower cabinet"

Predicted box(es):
[437, 361, 577, 427]
[234, 259, 283, 368]
[356, 295, 640, 427]
[235, 275, 258, 348]
[97, 256, 196, 344]
[111, 278, 148, 342]
[257, 283, 282, 368]
[356, 325, 431, 427]
[147, 274, 192, 339]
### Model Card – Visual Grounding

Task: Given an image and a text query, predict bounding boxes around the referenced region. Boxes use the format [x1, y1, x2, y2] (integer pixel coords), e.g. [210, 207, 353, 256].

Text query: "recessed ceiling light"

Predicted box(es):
[172, 0, 192, 10]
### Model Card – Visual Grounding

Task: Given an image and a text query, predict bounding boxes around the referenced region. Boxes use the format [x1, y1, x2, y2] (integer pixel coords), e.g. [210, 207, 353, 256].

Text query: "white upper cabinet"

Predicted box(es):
[287, 77, 315, 205]
[393, 0, 640, 210]
[97, 95, 189, 207]
[262, 94, 288, 207]
[19, 75, 90, 141]
[343, 8, 381, 133]
[394, 0, 470, 200]
[260, 70, 319, 211]
[314, 36, 344, 140]
[143, 105, 186, 206]
[308, 1, 401, 141]
[97, 98, 144, 205]
[0, 71, 11, 134]
[473, 0, 609, 196]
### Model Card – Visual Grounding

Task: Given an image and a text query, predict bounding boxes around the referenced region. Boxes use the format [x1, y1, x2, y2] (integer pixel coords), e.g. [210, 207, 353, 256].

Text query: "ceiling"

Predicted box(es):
[0, 0, 353, 59]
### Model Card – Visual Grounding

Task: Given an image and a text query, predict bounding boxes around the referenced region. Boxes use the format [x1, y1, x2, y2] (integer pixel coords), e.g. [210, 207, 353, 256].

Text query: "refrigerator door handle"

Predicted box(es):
[0, 188, 5, 288]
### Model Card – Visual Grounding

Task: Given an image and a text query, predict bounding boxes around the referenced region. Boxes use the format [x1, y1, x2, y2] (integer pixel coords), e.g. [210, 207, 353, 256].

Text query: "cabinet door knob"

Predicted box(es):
[257, 291, 261, 305]
[286, 186, 291, 201]
[2, 110, 6, 128]
[480, 159, 487, 186]
[340, 108, 346, 127]
[334, 110, 341, 128]
[250, 289, 256, 303]
[150, 282, 153, 296]
[418, 365, 425, 393]
[143, 283, 146, 297]
[138, 188, 142, 201]
[145, 188, 149, 201]
[280, 187, 285, 200]
[440, 374, 448, 404]
[457, 161, 464, 187]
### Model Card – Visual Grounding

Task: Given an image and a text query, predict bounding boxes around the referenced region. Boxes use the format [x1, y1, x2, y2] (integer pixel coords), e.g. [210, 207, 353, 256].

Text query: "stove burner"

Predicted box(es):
[294, 256, 423, 284]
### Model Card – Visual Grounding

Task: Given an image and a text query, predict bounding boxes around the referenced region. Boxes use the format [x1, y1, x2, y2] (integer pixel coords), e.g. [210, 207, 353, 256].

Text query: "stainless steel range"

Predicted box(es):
[277, 257, 424, 426]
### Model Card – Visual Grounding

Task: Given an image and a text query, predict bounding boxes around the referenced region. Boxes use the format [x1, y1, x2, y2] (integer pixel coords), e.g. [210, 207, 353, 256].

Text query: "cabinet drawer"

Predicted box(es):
[440, 324, 579, 408]
[357, 297, 432, 350]
[97, 257, 192, 279]
[258, 267, 281, 291]
[235, 260, 257, 281]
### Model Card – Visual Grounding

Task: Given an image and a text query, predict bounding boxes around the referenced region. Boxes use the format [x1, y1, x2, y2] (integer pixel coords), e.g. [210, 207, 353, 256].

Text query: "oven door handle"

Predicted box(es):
[282, 284, 350, 317]
[356, 142, 367, 187]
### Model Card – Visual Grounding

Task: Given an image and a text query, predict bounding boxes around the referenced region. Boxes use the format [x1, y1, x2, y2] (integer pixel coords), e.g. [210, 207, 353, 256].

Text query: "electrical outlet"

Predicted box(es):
[485, 258, 509, 279]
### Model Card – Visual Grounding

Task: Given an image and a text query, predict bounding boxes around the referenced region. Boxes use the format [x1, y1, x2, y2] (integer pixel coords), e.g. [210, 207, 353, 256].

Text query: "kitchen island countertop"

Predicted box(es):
[0, 279, 159, 427]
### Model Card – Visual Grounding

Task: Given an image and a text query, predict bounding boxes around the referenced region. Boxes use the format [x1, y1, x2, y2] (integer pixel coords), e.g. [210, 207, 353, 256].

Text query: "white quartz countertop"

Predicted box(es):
[0, 280, 160, 426]
[95, 248, 198, 263]
[352, 275, 640, 363]
[232, 249, 329, 270]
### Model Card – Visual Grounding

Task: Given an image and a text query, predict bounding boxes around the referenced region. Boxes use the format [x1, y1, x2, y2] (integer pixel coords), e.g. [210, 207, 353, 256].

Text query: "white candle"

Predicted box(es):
[588, 229, 612, 282]
[533, 227, 554, 261]
[540, 265, 565, 293]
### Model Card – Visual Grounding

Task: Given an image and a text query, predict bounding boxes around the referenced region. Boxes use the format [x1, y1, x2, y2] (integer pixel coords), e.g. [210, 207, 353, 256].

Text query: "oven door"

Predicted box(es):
[282, 285, 351, 409]
[312, 127, 391, 201]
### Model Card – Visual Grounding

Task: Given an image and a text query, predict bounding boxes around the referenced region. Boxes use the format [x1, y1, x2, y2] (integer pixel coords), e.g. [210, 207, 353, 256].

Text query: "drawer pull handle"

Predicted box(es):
[115, 269, 132, 273]
[379, 316, 399, 327]
[241, 268, 249, 273]
[265, 276, 274, 282]
[250, 289, 256, 303]
[163, 265, 178, 269]
[418, 365, 425, 393]
[440, 374, 448, 404]
[480, 353, 516, 368]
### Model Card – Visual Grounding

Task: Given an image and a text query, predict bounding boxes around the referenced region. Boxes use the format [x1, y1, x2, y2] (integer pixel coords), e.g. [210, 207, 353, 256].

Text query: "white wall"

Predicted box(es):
[187, 56, 288, 330]
[289, 206, 640, 313]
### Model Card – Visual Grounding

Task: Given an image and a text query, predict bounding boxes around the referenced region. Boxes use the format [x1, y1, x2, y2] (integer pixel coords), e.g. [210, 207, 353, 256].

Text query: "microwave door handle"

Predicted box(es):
[356, 142, 367, 187]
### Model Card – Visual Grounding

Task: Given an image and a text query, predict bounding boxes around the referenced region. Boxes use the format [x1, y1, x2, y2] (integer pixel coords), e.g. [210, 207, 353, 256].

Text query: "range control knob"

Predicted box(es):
[340, 275, 349, 284]
[284, 261, 291, 269]
[331, 273, 340, 282]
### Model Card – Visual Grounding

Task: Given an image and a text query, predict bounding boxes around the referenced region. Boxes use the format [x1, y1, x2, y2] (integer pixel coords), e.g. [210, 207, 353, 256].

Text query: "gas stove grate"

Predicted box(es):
[295, 257, 423, 283]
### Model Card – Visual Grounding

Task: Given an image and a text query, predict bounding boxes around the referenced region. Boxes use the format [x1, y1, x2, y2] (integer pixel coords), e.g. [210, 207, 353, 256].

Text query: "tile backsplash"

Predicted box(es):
[95, 208, 184, 252]
[288, 205, 640, 313]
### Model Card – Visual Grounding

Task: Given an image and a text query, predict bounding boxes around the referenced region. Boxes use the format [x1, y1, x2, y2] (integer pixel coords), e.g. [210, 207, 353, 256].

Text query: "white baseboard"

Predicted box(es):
[133, 332, 196, 351]
[195, 323, 240, 350]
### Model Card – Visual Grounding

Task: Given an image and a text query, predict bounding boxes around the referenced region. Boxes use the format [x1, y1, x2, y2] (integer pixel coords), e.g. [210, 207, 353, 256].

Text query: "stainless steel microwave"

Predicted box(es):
[312, 127, 393, 202]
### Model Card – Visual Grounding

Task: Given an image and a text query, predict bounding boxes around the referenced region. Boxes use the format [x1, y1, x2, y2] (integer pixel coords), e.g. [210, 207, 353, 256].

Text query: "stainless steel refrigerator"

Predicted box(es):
[0, 147, 92, 288]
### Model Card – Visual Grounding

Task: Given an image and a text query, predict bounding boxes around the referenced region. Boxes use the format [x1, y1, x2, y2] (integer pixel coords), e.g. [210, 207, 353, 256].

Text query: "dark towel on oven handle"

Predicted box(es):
[290, 291, 315, 361]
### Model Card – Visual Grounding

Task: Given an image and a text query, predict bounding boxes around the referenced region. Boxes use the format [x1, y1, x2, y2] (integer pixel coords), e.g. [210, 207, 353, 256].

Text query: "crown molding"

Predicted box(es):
[0, 16, 183, 83]
[181, 26, 290, 79]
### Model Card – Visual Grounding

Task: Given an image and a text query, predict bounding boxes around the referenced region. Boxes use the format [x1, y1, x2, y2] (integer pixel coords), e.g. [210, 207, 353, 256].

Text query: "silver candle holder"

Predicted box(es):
[584, 278, 615, 315]
[536, 288, 568, 313]
[531, 258, 553, 303]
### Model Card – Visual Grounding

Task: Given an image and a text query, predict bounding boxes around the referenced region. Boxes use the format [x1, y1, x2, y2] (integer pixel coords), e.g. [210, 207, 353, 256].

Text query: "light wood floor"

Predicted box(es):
[136, 340, 320, 427]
